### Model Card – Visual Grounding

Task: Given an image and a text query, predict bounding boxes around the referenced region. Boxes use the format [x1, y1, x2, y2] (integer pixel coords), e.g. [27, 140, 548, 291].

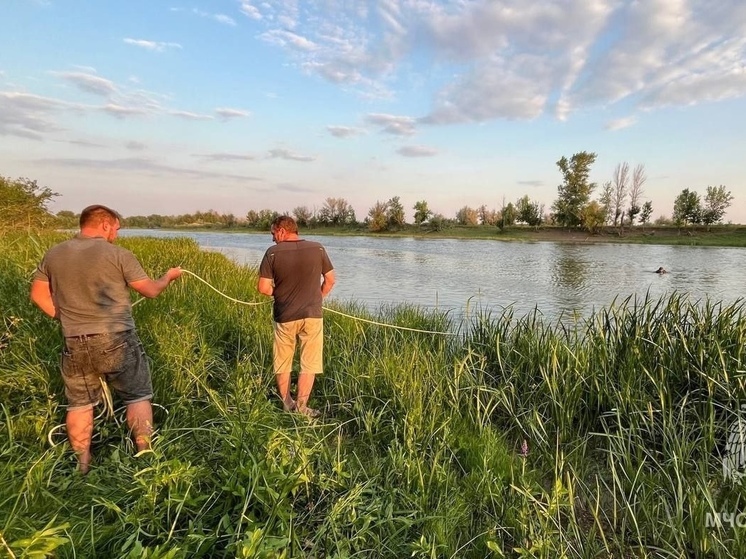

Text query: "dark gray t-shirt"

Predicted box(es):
[259, 239, 333, 323]
[33, 235, 148, 337]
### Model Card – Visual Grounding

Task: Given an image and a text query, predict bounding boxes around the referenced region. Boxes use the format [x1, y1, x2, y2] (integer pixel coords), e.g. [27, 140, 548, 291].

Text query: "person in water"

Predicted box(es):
[655, 267, 667, 274]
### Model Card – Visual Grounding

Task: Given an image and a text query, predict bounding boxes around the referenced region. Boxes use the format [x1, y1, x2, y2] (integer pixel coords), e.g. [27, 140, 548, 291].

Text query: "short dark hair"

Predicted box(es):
[79, 205, 121, 228]
[271, 215, 298, 234]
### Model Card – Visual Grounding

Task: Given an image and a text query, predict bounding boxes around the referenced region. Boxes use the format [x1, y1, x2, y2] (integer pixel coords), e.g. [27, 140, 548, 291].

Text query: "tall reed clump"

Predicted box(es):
[467, 293, 746, 557]
[2, 230, 745, 558]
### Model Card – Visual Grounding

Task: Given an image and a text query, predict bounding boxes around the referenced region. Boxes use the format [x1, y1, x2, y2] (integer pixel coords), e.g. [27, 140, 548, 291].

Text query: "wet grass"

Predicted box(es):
[1, 230, 745, 558]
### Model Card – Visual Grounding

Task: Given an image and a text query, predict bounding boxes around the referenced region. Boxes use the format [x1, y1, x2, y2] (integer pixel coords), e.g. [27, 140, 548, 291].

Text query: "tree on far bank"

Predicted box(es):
[413, 200, 432, 225]
[246, 209, 278, 229]
[598, 181, 613, 225]
[702, 185, 734, 225]
[456, 206, 479, 226]
[516, 195, 543, 227]
[626, 164, 646, 226]
[580, 200, 606, 233]
[0, 176, 58, 231]
[318, 197, 355, 226]
[672, 189, 701, 226]
[293, 206, 313, 227]
[611, 162, 628, 227]
[56, 210, 78, 229]
[639, 201, 653, 226]
[552, 151, 598, 228]
[478, 205, 498, 226]
[367, 201, 388, 232]
[497, 199, 516, 231]
[386, 196, 406, 228]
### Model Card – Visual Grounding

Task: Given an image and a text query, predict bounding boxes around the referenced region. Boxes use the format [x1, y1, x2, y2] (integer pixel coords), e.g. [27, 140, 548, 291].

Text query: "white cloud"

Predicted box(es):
[327, 125, 364, 138]
[33, 156, 263, 182]
[267, 148, 315, 162]
[100, 104, 149, 119]
[605, 116, 637, 131]
[239, 1, 262, 20]
[55, 71, 117, 96]
[195, 152, 257, 162]
[189, 8, 237, 26]
[125, 141, 146, 151]
[397, 145, 438, 157]
[214, 14, 237, 26]
[123, 38, 182, 52]
[366, 113, 416, 136]
[169, 110, 213, 121]
[215, 107, 250, 120]
[0, 91, 73, 139]
[66, 139, 105, 148]
[260, 30, 319, 52]
[238, 0, 742, 124]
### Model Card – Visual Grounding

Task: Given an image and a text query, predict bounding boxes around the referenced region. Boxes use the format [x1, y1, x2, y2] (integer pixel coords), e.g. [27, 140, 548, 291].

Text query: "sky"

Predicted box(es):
[2, 0, 745, 223]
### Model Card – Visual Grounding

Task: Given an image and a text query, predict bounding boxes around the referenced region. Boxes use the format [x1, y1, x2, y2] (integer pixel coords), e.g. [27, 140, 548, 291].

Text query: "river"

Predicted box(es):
[120, 229, 746, 323]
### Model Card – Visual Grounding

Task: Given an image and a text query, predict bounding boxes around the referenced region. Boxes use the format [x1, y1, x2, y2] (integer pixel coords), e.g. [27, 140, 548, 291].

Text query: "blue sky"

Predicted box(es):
[2, 0, 745, 223]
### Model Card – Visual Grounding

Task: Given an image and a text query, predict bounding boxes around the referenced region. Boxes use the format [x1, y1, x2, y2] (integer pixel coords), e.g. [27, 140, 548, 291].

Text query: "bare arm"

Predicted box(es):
[257, 277, 274, 297]
[129, 267, 182, 298]
[30, 279, 57, 318]
[321, 270, 336, 298]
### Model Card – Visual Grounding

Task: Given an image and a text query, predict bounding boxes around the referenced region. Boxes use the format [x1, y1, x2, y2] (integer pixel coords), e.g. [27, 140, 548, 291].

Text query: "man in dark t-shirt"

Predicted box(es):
[257, 215, 335, 417]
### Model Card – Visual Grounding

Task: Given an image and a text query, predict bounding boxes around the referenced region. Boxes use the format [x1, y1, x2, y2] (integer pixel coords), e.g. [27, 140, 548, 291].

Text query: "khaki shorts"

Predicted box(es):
[273, 318, 323, 375]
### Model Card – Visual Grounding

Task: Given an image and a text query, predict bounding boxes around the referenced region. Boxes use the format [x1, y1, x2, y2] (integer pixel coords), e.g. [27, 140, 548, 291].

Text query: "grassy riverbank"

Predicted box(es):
[134, 224, 746, 248]
[2, 231, 745, 558]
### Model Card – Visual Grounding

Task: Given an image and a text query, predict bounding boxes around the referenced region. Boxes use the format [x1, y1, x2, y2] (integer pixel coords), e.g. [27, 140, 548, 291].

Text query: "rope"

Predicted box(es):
[160, 268, 456, 336]
[180, 269, 269, 306]
[322, 306, 457, 336]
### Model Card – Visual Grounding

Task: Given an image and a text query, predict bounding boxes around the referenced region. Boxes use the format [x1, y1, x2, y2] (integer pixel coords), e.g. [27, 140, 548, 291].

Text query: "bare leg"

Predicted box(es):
[275, 372, 295, 411]
[126, 400, 153, 452]
[296, 372, 316, 415]
[66, 407, 94, 474]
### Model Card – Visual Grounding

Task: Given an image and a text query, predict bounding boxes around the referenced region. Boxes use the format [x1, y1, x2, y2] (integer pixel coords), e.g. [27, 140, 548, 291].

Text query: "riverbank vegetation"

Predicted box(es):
[2, 230, 745, 557]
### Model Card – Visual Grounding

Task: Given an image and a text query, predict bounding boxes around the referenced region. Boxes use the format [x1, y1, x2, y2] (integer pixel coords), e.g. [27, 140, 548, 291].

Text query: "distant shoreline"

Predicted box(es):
[124, 224, 746, 248]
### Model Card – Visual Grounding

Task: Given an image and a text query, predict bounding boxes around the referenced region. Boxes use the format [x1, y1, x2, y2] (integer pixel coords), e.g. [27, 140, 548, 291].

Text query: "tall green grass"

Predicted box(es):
[1, 231, 745, 558]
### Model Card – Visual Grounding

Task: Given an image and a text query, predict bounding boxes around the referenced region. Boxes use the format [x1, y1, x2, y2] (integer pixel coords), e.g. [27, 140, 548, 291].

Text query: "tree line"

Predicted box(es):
[0, 156, 735, 233]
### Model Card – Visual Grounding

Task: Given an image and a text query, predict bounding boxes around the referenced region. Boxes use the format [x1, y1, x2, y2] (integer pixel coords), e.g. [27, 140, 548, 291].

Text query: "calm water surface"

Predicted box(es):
[121, 229, 746, 322]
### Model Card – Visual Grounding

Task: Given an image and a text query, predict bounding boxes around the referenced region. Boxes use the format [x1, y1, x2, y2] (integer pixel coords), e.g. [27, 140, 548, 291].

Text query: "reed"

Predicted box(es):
[1, 231, 744, 558]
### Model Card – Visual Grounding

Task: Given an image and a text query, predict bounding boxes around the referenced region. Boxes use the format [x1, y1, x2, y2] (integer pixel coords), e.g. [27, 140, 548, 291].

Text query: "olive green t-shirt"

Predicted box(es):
[33, 235, 148, 337]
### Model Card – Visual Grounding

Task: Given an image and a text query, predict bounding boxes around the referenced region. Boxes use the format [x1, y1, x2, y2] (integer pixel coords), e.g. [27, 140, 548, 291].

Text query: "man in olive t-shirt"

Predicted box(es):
[30, 204, 182, 473]
[257, 215, 335, 417]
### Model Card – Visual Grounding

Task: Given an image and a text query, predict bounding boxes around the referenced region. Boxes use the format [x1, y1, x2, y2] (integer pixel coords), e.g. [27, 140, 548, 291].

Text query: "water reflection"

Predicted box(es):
[120, 229, 746, 323]
[552, 244, 590, 290]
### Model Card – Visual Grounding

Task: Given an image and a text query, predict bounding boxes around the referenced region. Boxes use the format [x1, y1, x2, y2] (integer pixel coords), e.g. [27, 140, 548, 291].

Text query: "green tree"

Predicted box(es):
[598, 181, 613, 226]
[55, 210, 78, 229]
[386, 196, 405, 228]
[672, 189, 701, 226]
[580, 200, 606, 233]
[293, 206, 313, 227]
[317, 197, 355, 226]
[552, 151, 598, 227]
[0, 176, 58, 231]
[701, 185, 733, 225]
[639, 201, 653, 226]
[367, 201, 388, 232]
[478, 205, 498, 226]
[413, 200, 432, 225]
[497, 202, 516, 231]
[456, 206, 479, 225]
[516, 195, 544, 227]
